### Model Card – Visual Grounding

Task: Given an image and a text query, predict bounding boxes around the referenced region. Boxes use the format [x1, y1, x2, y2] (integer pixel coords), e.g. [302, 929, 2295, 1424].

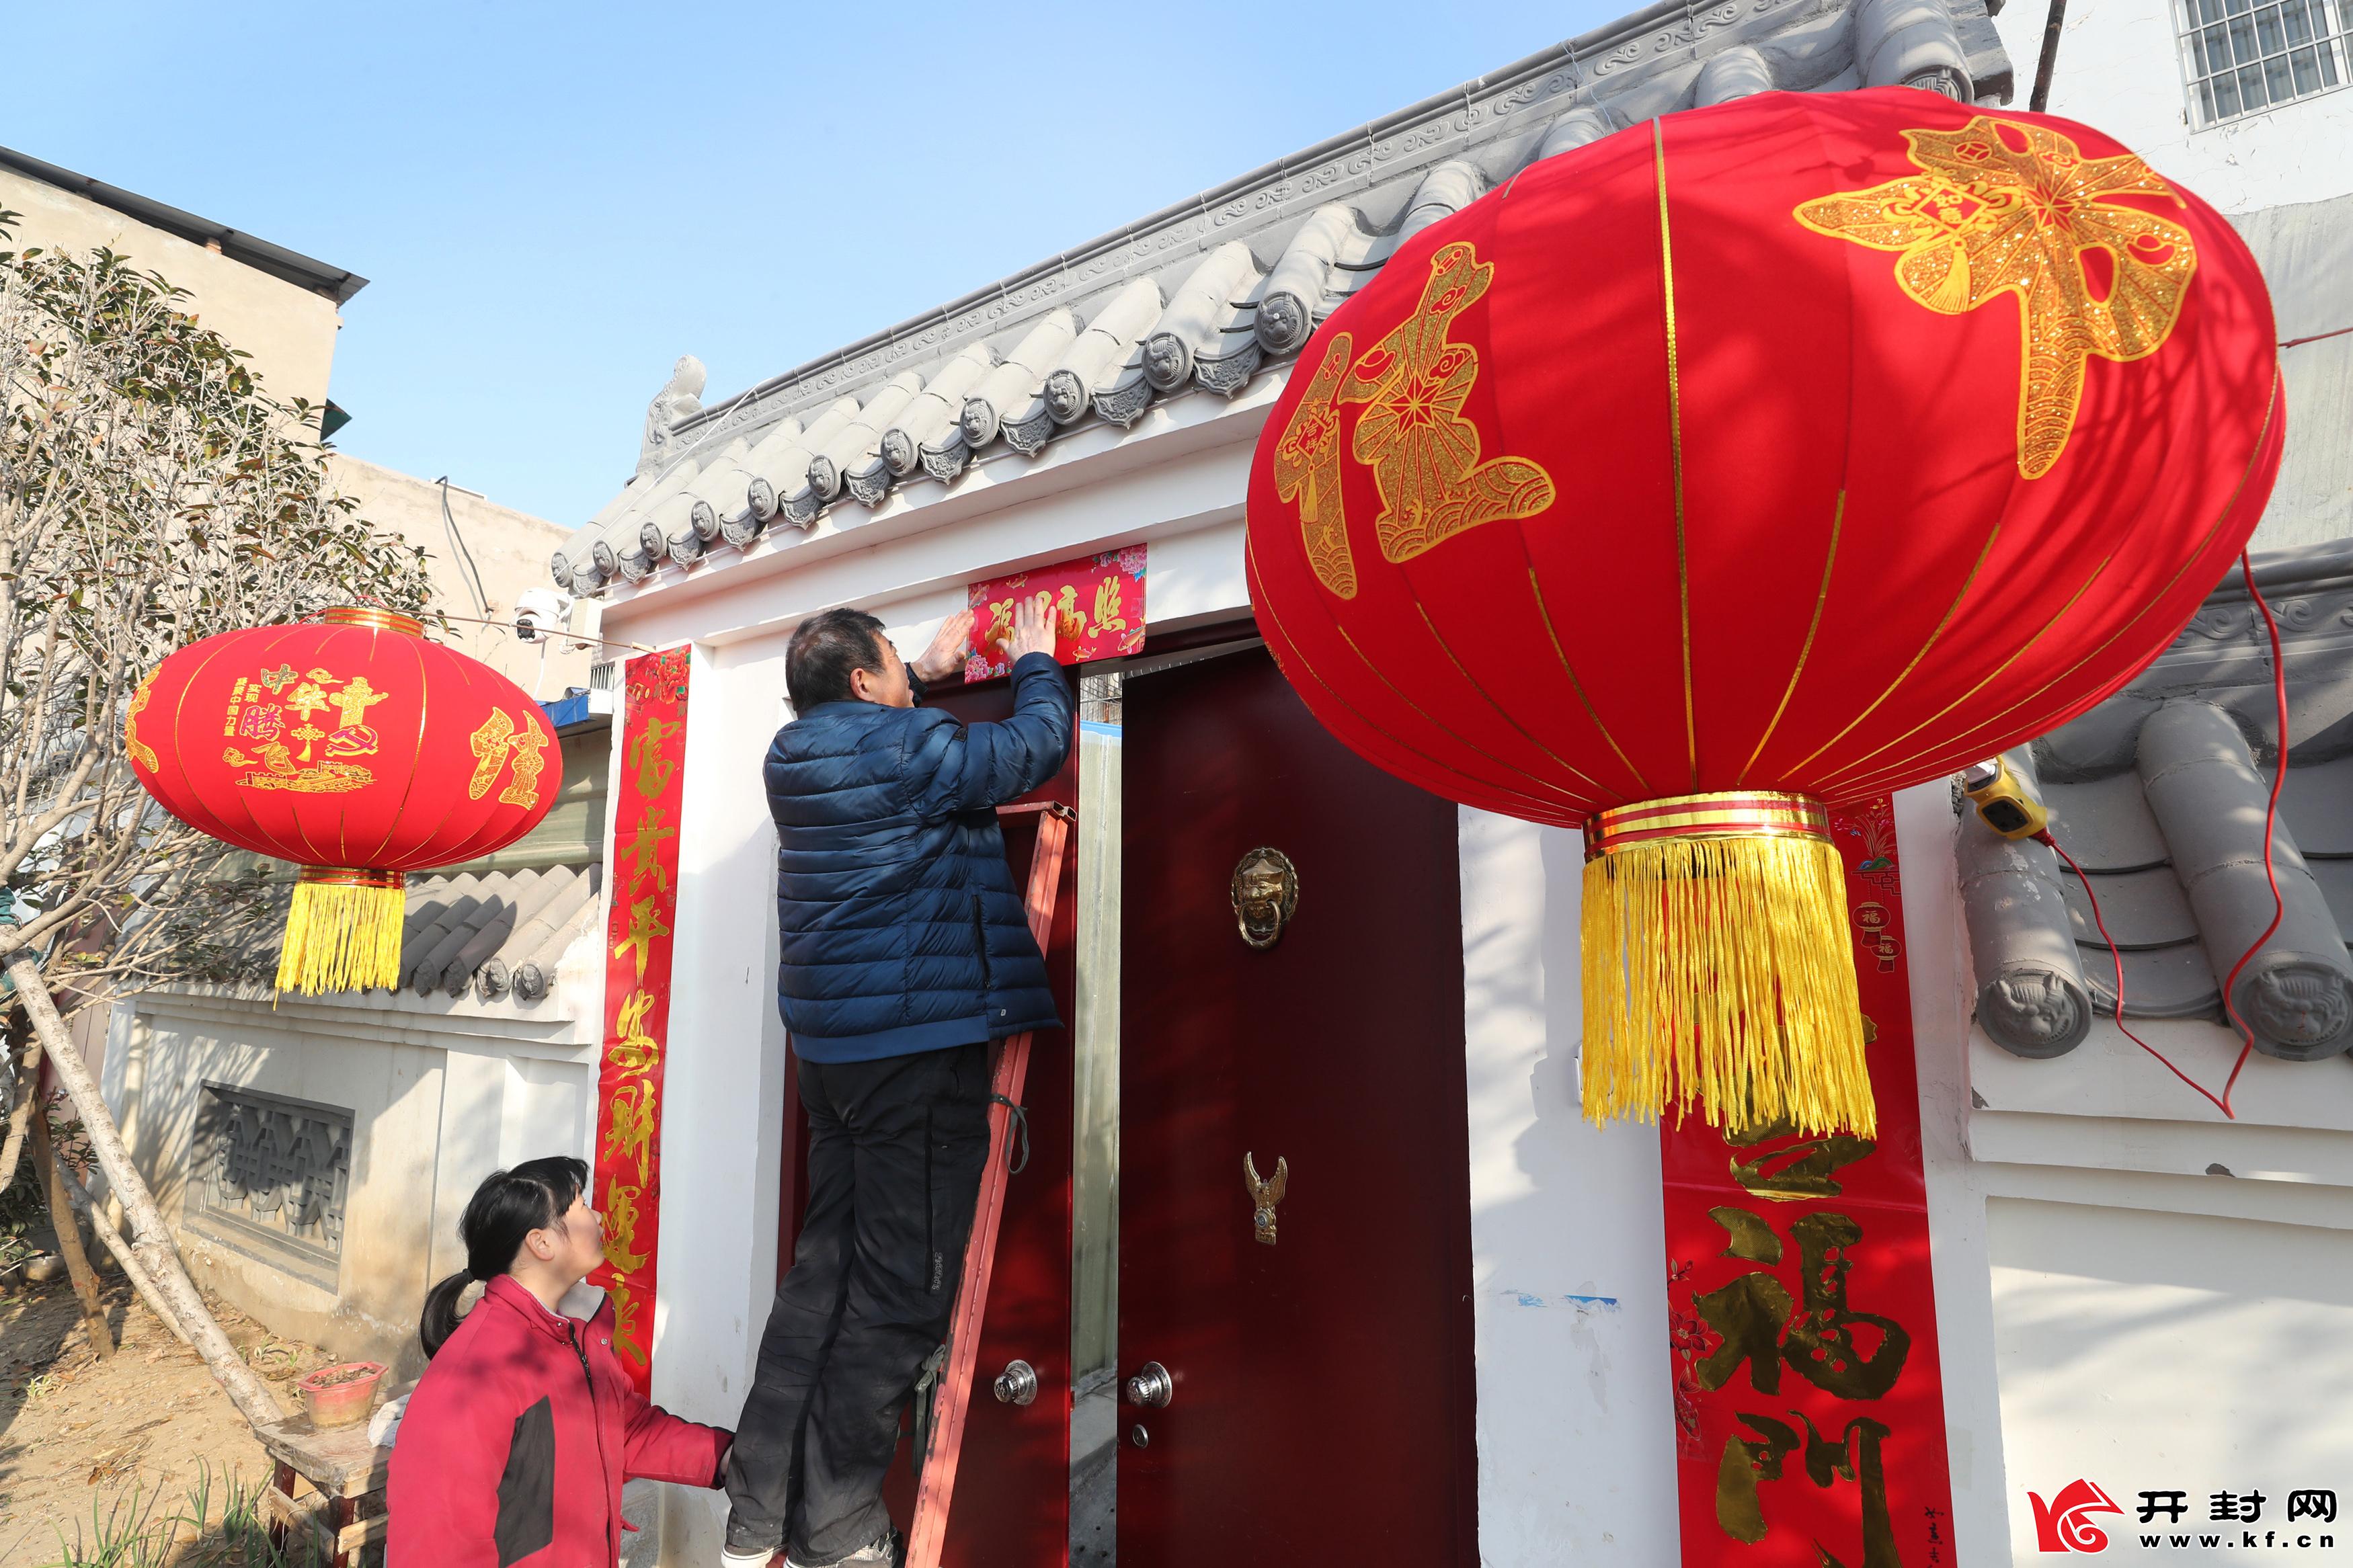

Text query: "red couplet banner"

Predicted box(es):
[590, 645, 690, 1393]
[1661, 797, 1956, 1568]
[965, 546, 1146, 680]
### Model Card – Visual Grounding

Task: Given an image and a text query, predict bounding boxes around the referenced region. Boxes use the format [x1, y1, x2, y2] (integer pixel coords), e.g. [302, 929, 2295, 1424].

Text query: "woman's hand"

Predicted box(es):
[913, 608, 976, 684]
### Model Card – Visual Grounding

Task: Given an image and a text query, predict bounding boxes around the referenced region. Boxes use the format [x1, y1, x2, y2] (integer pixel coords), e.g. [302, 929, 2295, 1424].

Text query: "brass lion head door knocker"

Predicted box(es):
[1230, 848, 1299, 950]
[1243, 1152, 1289, 1246]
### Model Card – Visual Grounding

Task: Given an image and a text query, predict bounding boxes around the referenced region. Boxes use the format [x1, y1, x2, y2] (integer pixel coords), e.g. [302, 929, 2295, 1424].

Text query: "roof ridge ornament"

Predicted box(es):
[635, 356, 707, 481]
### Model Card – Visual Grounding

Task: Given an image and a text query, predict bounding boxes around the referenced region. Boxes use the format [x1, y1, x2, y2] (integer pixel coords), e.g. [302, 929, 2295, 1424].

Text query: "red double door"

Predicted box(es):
[842, 644, 1477, 1565]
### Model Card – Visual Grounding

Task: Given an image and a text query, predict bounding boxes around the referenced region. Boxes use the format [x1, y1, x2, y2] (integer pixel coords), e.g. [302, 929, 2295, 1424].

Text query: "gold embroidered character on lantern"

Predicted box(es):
[1794, 117, 2198, 479]
[1337, 242, 1556, 566]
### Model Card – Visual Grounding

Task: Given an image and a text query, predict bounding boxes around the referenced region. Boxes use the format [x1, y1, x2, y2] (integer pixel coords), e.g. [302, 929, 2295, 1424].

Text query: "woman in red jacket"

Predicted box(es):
[388, 1157, 733, 1567]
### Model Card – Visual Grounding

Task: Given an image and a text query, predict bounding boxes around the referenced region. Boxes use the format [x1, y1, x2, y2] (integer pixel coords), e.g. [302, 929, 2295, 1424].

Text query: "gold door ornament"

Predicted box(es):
[1231, 847, 1300, 950]
[1243, 1152, 1289, 1247]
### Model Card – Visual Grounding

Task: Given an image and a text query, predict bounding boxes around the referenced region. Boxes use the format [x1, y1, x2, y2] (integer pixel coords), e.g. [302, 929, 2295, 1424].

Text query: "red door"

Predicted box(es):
[1117, 645, 1478, 1567]
[783, 677, 1077, 1567]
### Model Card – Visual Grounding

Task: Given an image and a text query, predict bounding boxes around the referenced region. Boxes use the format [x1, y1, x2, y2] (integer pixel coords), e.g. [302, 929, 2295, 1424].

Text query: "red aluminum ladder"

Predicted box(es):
[905, 798, 1076, 1568]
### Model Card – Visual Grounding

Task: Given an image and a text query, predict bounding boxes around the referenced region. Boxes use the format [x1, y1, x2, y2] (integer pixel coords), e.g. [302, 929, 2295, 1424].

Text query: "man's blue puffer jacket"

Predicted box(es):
[764, 652, 1072, 1062]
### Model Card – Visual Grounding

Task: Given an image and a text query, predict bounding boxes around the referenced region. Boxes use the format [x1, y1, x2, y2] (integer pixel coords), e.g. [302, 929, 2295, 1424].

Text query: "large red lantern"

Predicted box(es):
[1245, 88, 2282, 1136]
[125, 607, 558, 993]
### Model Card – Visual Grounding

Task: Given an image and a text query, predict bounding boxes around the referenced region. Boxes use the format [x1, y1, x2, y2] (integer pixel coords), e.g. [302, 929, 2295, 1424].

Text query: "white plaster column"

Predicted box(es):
[648, 637, 792, 1563]
[1458, 808, 1679, 1563]
[1893, 780, 2015, 1566]
[427, 1050, 510, 1288]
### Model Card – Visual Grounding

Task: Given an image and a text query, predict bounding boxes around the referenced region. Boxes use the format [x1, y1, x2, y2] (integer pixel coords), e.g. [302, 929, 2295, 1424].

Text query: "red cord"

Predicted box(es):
[2279, 324, 2353, 350]
[2042, 831, 2235, 1117]
[2032, 548, 2286, 1120]
[2216, 548, 2291, 1114]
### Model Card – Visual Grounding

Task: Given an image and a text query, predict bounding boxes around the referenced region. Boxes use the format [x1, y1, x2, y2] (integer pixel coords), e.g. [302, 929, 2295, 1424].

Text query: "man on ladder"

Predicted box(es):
[722, 595, 1068, 1568]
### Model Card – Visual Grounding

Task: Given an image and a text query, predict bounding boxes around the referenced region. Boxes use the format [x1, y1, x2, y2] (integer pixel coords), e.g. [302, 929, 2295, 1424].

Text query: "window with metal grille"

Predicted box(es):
[2178, 0, 2353, 126]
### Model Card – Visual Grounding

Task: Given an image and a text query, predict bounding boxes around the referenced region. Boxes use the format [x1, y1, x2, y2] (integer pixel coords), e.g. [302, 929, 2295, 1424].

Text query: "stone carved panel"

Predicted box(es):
[194, 1083, 353, 1263]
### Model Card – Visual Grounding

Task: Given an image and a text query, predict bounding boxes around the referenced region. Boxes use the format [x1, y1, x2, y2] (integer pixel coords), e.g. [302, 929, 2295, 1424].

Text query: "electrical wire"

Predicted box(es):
[2043, 831, 2236, 1118]
[2215, 547, 2292, 1115]
[302, 604, 654, 655]
[2034, 547, 2288, 1121]
[437, 477, 492, 620]
[432, 610, 653, 655]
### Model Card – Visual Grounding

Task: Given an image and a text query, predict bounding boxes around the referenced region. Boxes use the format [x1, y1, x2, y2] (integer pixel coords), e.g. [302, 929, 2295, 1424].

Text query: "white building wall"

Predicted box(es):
[602, 354, 2323, 1566]
[1989, 1201, 2353, 1558]
[598, 399, 1280, 1559]
[1992, 0, 2353, 212]
[1895, 777, 2353, 1564]
[1458, 811, 1680, 1564]
[640, 638, 795, 1563]
[97, 976, 606, 1377]
[1899, 0, 2353, 1481]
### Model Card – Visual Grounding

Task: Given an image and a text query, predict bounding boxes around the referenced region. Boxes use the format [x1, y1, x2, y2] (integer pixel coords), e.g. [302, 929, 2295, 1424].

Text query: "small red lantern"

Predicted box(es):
[1245, 89, 2282, 1134]
[125, 607, 558, 993]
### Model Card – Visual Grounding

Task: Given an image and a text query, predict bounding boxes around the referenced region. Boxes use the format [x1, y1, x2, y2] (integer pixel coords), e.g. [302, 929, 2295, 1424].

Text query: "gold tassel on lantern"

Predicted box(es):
[1579, 792, 1874, 1137]
[276, 868, 407, 995]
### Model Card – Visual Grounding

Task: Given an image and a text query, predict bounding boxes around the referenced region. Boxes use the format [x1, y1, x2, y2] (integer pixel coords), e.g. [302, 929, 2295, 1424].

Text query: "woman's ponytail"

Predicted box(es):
[415, 1155, 590, 1359]
[420, 1270, 474, 1358]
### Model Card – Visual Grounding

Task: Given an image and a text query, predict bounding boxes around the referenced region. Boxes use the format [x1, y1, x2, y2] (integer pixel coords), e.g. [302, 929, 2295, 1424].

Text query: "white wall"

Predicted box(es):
[641, 638, 793, 1562]
[1894, 774, 2353, 1565]
[1994, 0, 2353, 212]
[596, 386, 1281, 1567]
[100, 987, 601, 1376]
[1989, 1199, 2353, 1559]
[1449, 786, 2026, 1568]
[1895, 782, 2027, 1566]
[608, 378, 2110, 1568]
[1459, 810, 1680, 1565]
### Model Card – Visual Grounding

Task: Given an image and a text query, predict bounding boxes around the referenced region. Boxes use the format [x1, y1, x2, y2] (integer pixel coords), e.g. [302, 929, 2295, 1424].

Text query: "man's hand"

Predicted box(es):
[912, 608, 975, 684]
[1008, 591, 1056, 665]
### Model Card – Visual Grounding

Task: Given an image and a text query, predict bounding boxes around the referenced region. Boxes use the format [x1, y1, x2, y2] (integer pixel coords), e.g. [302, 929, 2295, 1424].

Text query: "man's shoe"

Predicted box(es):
[785, 1530, 903, 1568]
[718, 1551, 781, 1567]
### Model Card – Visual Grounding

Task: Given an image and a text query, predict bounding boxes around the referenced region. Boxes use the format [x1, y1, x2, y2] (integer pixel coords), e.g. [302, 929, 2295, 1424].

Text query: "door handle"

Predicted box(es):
[1124, 1360, 1173, 1408]
[993, 1360, 1039, 1406]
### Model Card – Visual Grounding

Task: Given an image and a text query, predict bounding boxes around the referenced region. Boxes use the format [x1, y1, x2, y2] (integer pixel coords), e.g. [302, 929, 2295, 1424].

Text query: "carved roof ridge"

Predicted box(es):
[666, 27, 1689, 442]
[568, 0, 2015, 591]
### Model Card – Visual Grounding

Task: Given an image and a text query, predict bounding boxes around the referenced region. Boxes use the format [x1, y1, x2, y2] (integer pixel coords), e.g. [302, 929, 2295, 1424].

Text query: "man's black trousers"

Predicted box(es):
[725, 1043, 992, 1562]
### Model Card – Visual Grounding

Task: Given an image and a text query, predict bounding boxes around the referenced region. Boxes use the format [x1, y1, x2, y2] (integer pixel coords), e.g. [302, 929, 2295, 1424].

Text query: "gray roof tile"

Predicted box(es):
[2308, 858, 2353, 943]
[2040, 773, 2171, 872]
[1964, 540, 2353, 1063]
[553, 0, 2013, 595]
[229, 864, 603, 1005]
[2059, 868, 2198, 950]
[2078, 938, 2222, 1020]
[2280, 752, 2353, 856]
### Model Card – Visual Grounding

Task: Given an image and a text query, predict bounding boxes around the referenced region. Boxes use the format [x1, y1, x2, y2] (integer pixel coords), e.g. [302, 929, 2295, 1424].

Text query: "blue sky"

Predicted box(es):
[6, 2, 1622, 527]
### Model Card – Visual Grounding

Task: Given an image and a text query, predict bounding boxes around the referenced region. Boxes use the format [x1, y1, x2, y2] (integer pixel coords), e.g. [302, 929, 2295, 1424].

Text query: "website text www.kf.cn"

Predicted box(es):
[2032, 1481, 2340, 1553]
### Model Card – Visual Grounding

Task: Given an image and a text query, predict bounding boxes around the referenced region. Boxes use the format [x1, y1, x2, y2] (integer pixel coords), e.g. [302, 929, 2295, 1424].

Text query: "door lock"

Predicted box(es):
[993, 1359, 1039, 1407]
[1125, 1360, 1173, 1408]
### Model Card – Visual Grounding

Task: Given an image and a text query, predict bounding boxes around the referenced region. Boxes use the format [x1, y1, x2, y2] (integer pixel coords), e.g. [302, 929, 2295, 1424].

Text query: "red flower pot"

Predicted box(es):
[298, 1361, 386, 1429]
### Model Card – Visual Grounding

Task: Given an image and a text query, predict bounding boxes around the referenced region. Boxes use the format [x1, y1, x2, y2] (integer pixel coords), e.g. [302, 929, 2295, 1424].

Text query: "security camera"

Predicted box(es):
[515, 588, 572, 645]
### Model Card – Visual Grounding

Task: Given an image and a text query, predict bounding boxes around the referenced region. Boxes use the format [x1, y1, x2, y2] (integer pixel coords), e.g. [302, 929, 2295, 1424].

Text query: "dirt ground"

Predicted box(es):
[0, 1256, 334, 1566]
